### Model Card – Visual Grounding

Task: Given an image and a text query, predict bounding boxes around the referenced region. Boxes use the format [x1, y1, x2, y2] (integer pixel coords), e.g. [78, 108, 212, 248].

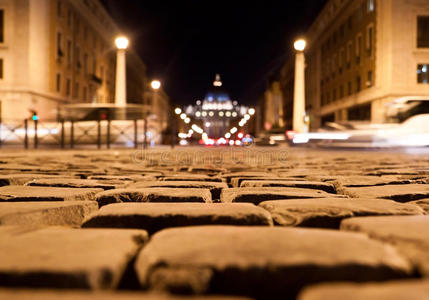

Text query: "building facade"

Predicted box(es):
[275, 0, 429, 130]
[0, 0, 147, 122]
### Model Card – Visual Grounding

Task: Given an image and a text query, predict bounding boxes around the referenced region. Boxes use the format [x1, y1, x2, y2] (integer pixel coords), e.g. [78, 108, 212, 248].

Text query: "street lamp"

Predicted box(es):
[293, 38, 307, 133]
[151, 80, 161, 90]
[115, 36, 129, 109]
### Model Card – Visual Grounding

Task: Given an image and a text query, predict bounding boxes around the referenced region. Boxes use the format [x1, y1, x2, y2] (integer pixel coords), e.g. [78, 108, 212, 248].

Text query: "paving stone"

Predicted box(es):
[26, 178, 123, 190]
[95, 188, 212, 207]
[259, 198, 423, 228]
[0, 186, 102, 202]
[0, 289, 252, 300]
[160, 174, 223, 182]
[230, 176, 306, 188]
[0, 201, 98, 226]
[220, 172, 273, 185]
[297, 279, 429, 300]
[221, 187, 340, 205]
[409, 198, 429, 213]
[82, 203, 272, 233]
[0, 226, 147, 289]
[364, 169, 422, 176]
[341, 215, 429, 276]
[326, 175, 425, 187]
[127, 181, 228, 200]
[0, 174, 79, 186]
[135, 226, 412, 299]
[240, 180, 336, 193]
[341, 184, 429, 202]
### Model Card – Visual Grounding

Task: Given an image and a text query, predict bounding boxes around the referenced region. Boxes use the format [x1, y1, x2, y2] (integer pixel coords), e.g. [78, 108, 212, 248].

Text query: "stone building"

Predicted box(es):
[277, 0, 429, 129]
[0, 0, 148, 122]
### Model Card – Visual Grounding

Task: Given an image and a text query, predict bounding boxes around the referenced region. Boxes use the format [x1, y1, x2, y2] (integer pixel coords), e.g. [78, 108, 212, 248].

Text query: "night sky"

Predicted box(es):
[100, 0, 328, 106]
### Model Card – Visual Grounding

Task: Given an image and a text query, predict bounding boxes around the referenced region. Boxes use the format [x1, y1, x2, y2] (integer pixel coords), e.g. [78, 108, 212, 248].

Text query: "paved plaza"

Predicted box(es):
[0, 146, 428, 299]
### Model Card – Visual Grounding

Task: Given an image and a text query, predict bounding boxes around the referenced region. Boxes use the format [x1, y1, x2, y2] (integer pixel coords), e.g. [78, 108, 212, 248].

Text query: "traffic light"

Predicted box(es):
[31, 110, 38, 121]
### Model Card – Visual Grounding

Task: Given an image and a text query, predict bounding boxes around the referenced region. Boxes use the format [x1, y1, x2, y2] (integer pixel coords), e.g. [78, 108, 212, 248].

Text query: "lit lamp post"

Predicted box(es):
[293, 38, 307, 133]
[114, 36, 129, 109]
[143, 79, 161, 149]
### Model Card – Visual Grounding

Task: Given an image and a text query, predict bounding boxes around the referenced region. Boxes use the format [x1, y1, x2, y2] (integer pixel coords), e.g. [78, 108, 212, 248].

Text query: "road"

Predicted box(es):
[0, 146, 428, 299]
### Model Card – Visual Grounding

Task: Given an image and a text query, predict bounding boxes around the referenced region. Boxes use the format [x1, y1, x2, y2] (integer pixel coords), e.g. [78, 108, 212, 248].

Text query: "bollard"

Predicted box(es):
[107, 119, 111, 149]
[70, 121, 74, 149]
[97, 120, 101, 149]
[143, 118, 147, 149]
[134, 119, 138, 149]
[24, 119, 28, 149]
[60, 119, 65, 149]
[34, 119, 38, 149]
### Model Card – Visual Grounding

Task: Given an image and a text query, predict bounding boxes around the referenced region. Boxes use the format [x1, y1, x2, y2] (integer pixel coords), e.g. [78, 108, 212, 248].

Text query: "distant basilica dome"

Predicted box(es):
[203, 74, 231, 103]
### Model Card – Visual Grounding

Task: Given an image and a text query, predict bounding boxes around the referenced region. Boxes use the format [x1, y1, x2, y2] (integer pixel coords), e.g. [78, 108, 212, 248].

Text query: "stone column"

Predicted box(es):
[293, 52, 306, 133]
[115, 49, 126, 107]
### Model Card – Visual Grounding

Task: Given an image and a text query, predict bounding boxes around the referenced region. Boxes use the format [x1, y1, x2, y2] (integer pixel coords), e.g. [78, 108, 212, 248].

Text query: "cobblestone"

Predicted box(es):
[0, 148, 428, 299]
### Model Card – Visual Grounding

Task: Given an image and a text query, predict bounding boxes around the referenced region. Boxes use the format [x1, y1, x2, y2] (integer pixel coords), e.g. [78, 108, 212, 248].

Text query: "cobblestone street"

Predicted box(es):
[0, 146, 428, 300]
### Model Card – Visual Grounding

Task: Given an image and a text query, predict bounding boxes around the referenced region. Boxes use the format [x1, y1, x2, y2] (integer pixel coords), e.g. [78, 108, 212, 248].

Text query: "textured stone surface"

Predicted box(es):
[127, 181, 228, 200]
[0, 226, 147, 289]
[82, 203, 272, 233]
[259, 198, 424, 228]
[95, 188, 212, 207]
[0, 186, 102, 202]
[240, 180, 336, 193]
[328, 175, 425, 187]
[26, 178, 122, 190]
[0, 290, 252, 300]
[409, 198, 429, 213]
[135, 226, 412, 298]
[341, 215, 429, 276]
[298, 280, 429, 300]
[0, 201, 98, 226]
[221, 187, 339, 204]
[160, 174, 223, 182]
[341, 184, 429, 202]
[0, 174, 77, 186]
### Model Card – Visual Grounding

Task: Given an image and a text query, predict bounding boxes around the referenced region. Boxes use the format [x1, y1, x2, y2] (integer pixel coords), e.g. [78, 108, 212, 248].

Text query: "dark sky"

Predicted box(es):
[100, 0, 328, 106]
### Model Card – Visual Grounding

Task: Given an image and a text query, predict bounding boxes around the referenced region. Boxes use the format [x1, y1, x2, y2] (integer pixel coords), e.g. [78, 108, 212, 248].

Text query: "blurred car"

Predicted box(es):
[289, 97, 429, 148]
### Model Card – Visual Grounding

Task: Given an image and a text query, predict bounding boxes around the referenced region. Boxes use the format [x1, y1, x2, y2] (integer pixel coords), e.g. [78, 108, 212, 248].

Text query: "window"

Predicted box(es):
[83, 53, 88, 74]
[74, 82, 79, 99]
[348, 81, 352, 95]
[75, 47, 80, 69]
[348, 103, 371, 121]
[346, 41, 352, 68]
[339, 48, 344, 73]
[66, 78, 71, 96]
[67, 40, 72, 66]
[417, 64, 429, 84]
[333, 88, 337, 101]
[367, 25, 374, 56]
[67, 9, 72, 27]
[367, 0, 375, 12]
[356, 76, 361, 92]
[340, 85, 344, 98]
[367, 70, 373, 87]
[56, 73, 61, 92]
[83, 86, 87, 101]
[417, 16, 429, 48]
[57, 32, 63, 58]
[0, 58, 3, 79]
[356, 35, 362, 64]
[0, 10, 4, 43]
[57, 0, 62, 18]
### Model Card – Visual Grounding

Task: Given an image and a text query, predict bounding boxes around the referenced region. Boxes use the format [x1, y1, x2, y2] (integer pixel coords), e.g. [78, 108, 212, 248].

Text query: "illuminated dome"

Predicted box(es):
[204, 74, 231, 102]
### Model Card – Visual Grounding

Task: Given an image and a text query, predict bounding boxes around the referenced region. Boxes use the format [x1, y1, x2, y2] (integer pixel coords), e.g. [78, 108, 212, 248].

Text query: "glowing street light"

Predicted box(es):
[230, 127, 238, 134]
[175, 108, 182, 115]
[248, 108, 255, 115]
[225, 132, 231, 139]
[115, 36, 129, 50]
[184, 117, 190, 124]
[151, 80, 161, 90]
[244, 114, 250, 120]
[294, 39, 306, 52]
[180, 113, 186, 120]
